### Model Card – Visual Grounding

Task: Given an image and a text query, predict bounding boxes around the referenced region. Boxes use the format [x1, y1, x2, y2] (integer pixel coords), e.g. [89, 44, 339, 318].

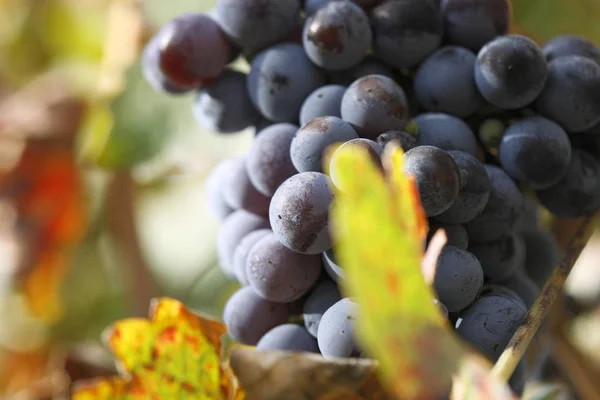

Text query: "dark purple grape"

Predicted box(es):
[503, 271, 540, 309]
[441, 0, 511, 52]
[232, 228, 271, 284]
[269, 172, 334, 254]
[142, 37, 190, 95]
[222, 157, 271, 217]
[414, 46, 484, 117]
[205, 159, 236, 221]
[323, 249, 344, 282]
[303, 280, 342, 337]
[543, 34, 600, 66]
[215, 0, 300, 53]
[427, 222, 469, 250]
[435, 151, 491, 224]
[303, 1, 372, 71]
[157, 14, 231, 88]
[499, 116, 571, 190]
[217, 210, 270, 277]
[247, 43, 326, 122]
[246, 233, 322, 303]
[299, 85, 346, 126]
[193, 69, 259, 133]
[246, 123, 299, 196]
[536, 149, 600, 219]
[479, 284, 527, 311]
[371, 0, 443, 69]
[475, 34, 548, 109]
[329, 57, 395, 86]
[403, 146, 461, 217]
[223, 286, 289, 345]
[291, 116, 359, 173]
[414, 113, 478, 156]
[522, 229, 559, 287]
[256, 324, 319, 352]
[329, 138, 383, 190]
[318, 298, 360, 358]
[469, 233, 525, 283]
[433, 246, 484, 312]
[340, 75, 409, 140]
[465, 165, 524, 243]
[535, 56, 600, 132]
[376, 130, 417, 151]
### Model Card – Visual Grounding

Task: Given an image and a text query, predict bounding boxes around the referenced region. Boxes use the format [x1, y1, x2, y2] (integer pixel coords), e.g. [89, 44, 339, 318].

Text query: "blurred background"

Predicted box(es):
[0, 0, 599, 399]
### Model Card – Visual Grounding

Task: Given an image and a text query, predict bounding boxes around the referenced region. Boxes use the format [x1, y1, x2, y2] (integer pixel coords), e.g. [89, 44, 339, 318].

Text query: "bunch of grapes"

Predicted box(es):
[143, 0, 600, 396]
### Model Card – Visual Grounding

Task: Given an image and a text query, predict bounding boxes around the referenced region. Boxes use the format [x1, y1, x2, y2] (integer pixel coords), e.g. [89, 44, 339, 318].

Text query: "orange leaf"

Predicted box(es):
[71, 297, 244, 400]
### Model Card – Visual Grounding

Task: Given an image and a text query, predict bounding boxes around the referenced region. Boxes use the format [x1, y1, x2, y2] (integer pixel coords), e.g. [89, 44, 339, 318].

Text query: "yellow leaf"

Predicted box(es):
[72, 297, 244, 400]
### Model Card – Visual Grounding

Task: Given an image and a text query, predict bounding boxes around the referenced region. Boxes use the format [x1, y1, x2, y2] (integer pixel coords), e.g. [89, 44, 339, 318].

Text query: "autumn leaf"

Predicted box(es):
[71, 297, 243, 400]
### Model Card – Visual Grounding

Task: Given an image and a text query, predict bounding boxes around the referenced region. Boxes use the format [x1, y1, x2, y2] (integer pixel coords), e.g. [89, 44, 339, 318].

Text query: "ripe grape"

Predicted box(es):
[303, 1, 372, 71]
[414, 46, 484, 117]
[341, 75, 409, 140]
[403, 146, 461, 217]
[142, 37, 189, 95]
[303, 280, 342, 337]
[371, 0, 443, 69]
[247, 43, 326, 122]
[256, 324, 320, 352]
[479, 284, 527, 311]
[299, 85, 346, 126]
[223, 286, 289, 345]
[434, 151, 491, 224]
[376, 130, 417, 151]
[232, 228, 271, 284]
[433, 246, 484, 312]
[499, 116, 571, 190]
[270, 172, 334, 254]
[414, 113, 478, 156]
[291, 116, 359, 173]
[222, 157, 271, 216]
[475, 35, 548, 109]
[205, 159, 236, 221]
[318, 298, 360, 358]
[246, 123, 299, 197]
[246, 233, 322, 303]
[543, 34, 600, 66]
[468, 233, 525, 283]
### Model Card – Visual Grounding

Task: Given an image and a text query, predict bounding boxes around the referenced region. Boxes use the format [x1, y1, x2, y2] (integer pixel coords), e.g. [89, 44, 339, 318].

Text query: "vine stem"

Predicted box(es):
[491, 211, 599, 382]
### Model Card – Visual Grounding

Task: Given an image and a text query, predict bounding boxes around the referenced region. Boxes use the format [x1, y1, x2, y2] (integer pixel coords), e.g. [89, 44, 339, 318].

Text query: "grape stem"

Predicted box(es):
[491, 210, 599, 382]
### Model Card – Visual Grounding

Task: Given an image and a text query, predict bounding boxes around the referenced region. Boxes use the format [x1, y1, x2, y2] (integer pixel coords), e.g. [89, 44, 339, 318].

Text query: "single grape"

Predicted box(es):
[535, 56, 600, 132]
[434, 151, 491, 224]
[193, 69, 259, 133]
[341, 75, 409, 140]
[543, 34, 600, 66]
[217, 210, 270, 277]
[256, 324, 320, 352]
[303, 280, 342, 337]
[403, 146, 461, 217]
[499, 116, 571, 190]
[318, 298, 360, 358]
[503, 270, 540, 309]
[323, 248, 344, 282]
[291, 116, 359, 173]
[469, 233, 525, 283]
[376, 130, 417, 152]
[205, 159, 236, 221]
[536, 149, 600, 219]
[329, 57, 396, 86]
[299, 85, 346, 126]
[303, 1, 372, 71]
[465, 165, 524, 243]
[427, 222, 469, 250]
[232, 228, 271, 285]
[433, 246, 484, 312]
[371, 0, 443, 69]
[479, 284, 527, 311]
[157, 14, 231, 87]
[521, 229, 559, 287]
[457, 293, 527, 361]
[223, 286, 289, 345]
[414, 113, 478, 156]
[329, 138, 384, 190]
[142, 37, 190, 95]
[222, 157, 271, 217]
[247, 43, 326, 122]
[441, 0, 511, 52]
[246, 233, 322, 303]
[414, 46, 484, 117]
[514, 197, 541, 232]
[270, 172, 334, 254]
[246, 123, 299, 197]
[475, 35, 548, 109]
[215, 0, 300, 52]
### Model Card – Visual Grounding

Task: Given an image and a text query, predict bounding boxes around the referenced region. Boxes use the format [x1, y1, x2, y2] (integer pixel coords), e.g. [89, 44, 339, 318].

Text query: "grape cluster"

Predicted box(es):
[143, 0, 600, 396]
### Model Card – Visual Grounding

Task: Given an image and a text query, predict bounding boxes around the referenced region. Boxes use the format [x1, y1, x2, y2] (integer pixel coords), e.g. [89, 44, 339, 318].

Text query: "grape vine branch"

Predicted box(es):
[492, 210, 600, 382]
